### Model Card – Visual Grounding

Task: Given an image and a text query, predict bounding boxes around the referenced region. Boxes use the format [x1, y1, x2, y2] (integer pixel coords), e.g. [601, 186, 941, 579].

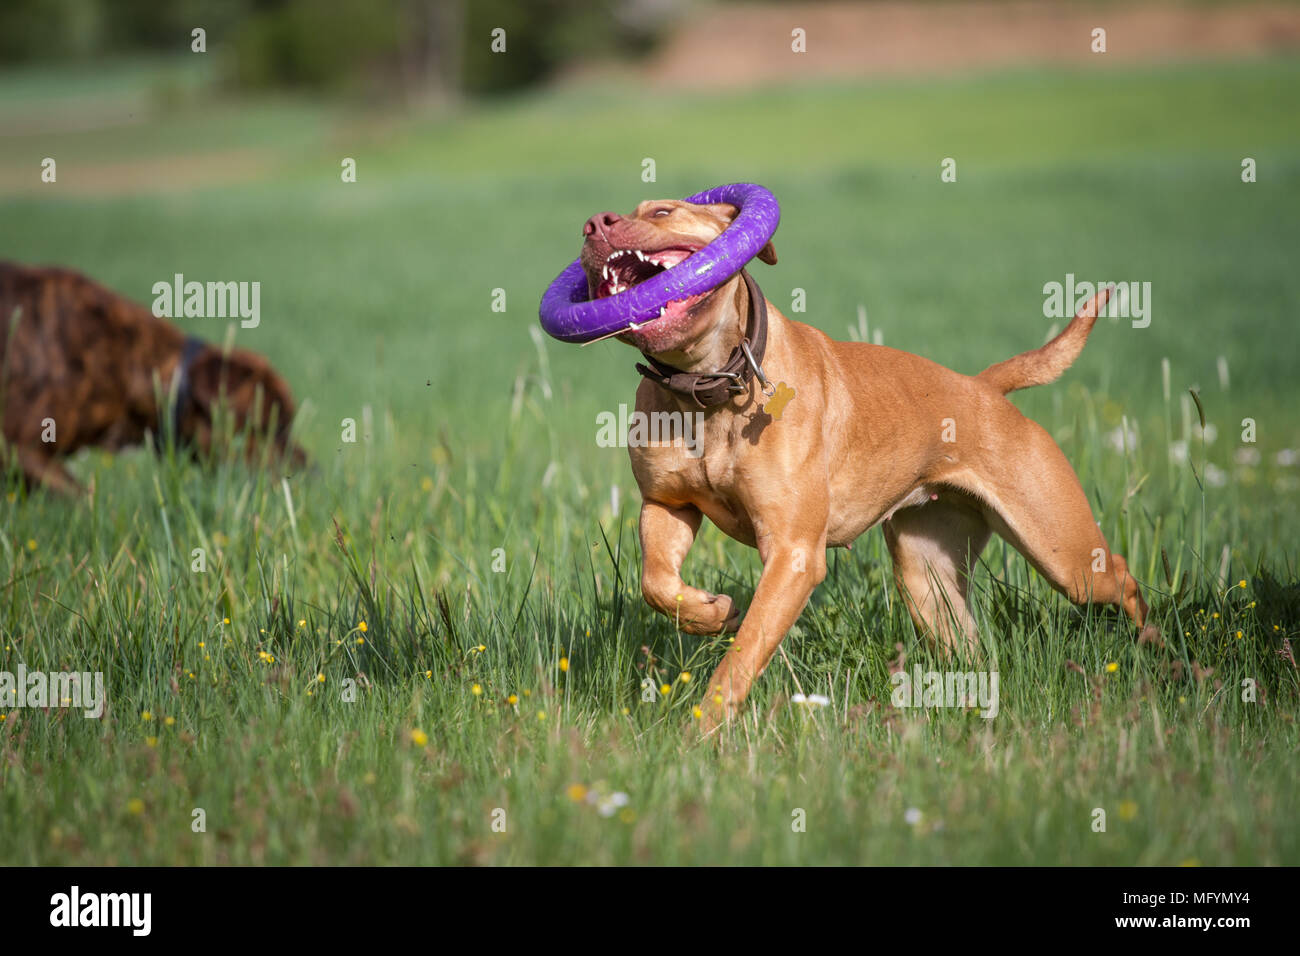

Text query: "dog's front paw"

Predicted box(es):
[677, 592, 741, 635]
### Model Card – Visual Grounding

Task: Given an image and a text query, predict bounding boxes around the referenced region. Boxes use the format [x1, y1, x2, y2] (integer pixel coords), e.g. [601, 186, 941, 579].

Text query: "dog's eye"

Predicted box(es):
[652, 208, 672, 218]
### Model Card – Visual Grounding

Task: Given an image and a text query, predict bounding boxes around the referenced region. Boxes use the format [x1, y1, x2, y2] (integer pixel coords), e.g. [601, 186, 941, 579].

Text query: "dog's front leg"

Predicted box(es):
[639, 499, 740, 634]
[702, 522, 828, 731]
[13, 445, 83, 496]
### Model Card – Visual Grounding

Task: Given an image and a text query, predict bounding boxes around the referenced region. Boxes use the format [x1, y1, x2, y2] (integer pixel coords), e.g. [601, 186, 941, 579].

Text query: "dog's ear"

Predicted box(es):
[702, 202, 777, 266]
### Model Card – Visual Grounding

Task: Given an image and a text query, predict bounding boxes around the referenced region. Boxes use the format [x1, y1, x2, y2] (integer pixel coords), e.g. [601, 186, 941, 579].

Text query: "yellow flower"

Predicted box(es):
[164, 716, 175, 727]
[141, 710, 153, 721]
[522, 689, 531, 697]
[420, 476, 434, 492]
[145, 736, 158, 748]
[566, 784, 588, 802]
[713, 693, 723, 705]
[223, 617, 230, 625]
[26, 539, 37, 551]
[1236, 631, 1243, 640]
[621, 706, 630, 715]
[1105, 662, 1118, 673]
[1212, 612, 1219, 619]
[471, 684, 482, 696]
[507, 694, 518, 705]
[692, 707, 703, 719]
[358, 621, 368, 633]
[425, 670, 433, 679]
[1238, 579, 1247, 589]
[559, 657, 569, 672]
[298, 619, 306, 628]
[410, 728, 428, 747]
[475, 644, 486, 653]
[536, 710, 546, 721]
[126, 799, 145, 816]
[356, 637, 365, 645]
[198, 641, 205, 649]
[679, 671, 691, 684]
[317, 673, 325, 683]
[660, 684, 672, 696]
[1118, 800, 1138, 821]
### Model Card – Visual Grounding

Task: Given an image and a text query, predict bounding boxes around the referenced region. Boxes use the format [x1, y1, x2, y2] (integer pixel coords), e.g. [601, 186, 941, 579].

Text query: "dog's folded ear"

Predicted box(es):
[704, 201, 778, 266]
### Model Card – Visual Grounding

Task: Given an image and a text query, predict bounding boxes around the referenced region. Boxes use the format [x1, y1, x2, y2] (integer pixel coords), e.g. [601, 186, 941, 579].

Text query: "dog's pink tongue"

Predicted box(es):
[653, 249, 693, 268]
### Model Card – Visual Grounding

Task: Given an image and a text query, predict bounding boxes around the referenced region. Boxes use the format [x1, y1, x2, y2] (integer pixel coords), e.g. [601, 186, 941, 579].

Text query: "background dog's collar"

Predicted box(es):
[153, 335, 205, 451]
[634, 270, 768, 409]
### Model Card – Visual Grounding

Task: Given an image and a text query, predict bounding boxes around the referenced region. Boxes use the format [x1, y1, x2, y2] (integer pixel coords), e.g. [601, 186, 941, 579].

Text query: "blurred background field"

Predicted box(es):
[0, 1, 1297, 864]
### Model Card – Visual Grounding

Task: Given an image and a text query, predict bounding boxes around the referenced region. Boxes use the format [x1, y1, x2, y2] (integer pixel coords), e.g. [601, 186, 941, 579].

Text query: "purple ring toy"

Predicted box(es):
[538, 183, 780, 344]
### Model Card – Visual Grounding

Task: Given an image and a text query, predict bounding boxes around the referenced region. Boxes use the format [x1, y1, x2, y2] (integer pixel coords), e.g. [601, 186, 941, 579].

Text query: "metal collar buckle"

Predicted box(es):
[740, 339, 775, 396]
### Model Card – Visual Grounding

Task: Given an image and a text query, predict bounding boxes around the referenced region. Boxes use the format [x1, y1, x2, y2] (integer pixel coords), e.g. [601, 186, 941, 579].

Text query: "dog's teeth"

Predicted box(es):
[634, 250, 645, 261]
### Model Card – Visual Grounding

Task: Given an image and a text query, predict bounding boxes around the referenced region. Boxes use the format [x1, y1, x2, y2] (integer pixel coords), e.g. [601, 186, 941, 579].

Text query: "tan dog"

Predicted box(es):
[579, 199, 1156, 729]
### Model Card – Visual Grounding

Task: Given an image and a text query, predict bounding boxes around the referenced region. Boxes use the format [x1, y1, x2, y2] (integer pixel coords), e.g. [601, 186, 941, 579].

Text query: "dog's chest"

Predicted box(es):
[629, 418, 756, 542]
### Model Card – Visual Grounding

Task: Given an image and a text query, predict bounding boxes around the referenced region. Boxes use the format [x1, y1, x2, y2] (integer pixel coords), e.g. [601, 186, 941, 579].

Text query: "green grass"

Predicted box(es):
[0, 56, 1298, 864]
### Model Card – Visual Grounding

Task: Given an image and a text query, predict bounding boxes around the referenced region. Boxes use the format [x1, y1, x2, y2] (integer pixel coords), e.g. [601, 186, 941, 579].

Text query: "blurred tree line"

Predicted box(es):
[0, 0, 677, 96]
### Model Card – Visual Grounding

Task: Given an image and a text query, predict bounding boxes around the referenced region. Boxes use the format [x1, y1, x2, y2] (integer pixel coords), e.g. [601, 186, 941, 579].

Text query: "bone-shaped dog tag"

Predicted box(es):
[763, 382, 796, 421]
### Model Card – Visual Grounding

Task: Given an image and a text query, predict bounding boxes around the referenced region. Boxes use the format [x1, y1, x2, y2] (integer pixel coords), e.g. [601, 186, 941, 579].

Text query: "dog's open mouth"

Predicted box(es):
[594, 246, 697, 298]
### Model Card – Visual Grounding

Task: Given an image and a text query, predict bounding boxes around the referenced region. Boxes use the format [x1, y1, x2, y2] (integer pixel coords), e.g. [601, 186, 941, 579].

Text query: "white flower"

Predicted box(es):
[791, 693, 830, 707]
[1204, 464, 1228, 488]
[1104, 424, 1138, 453]
[904, 807, 923, 825]
[1233, 447, 1260, 466]
[1276, 449, 1300, 467]
[1168, 440, 1189, 464]
[594, 790, 630, 817]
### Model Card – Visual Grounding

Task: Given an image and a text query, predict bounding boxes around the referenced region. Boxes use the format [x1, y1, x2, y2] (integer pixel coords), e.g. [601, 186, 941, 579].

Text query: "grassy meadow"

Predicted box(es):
[0, 55, 1298, 864]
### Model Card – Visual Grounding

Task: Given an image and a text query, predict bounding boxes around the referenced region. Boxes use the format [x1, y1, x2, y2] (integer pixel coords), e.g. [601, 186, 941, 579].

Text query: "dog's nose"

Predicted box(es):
[583, 211, 622, 238]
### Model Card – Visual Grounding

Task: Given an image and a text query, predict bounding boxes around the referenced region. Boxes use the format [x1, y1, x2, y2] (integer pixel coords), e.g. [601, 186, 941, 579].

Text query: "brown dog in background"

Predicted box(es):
[579, 199, 1158, 730]
[1, 262, 304, 495]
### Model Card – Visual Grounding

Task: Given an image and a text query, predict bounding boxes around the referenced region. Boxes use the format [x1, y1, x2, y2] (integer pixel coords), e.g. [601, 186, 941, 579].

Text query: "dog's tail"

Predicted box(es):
[977, 286, 1113, 395]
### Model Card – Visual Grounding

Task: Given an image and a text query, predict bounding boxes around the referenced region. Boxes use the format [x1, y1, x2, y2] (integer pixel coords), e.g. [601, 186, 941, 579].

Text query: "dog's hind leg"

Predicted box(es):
[884, 495, 991, 658]
[639, 499, 740, 634]
[954, 420, 1154, 638]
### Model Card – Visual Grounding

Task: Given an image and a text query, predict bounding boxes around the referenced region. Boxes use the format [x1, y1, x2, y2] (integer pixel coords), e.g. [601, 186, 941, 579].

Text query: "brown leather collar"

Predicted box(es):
[634, 270, 768, 409]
